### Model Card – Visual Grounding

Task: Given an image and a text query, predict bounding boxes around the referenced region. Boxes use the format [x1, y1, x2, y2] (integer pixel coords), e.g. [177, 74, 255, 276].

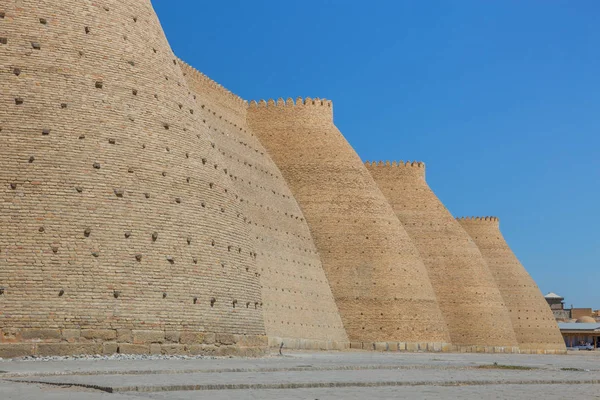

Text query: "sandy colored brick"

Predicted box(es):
[132, 330, 165, 344]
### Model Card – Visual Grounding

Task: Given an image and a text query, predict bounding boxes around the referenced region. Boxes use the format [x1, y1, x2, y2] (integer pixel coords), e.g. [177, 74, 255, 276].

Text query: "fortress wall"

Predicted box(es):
[457, 217, 567, 353]
[179, 63, 349, 349]
[0, 0, 266, 358]
[366, 162, 519, 350]
[247, 99, 451, 350]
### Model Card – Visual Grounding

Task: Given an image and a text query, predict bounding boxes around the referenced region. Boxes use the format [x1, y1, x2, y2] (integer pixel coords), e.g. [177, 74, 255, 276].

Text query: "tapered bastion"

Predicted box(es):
[457, 217, 566, 354]
[366, 161, 519, 350]
[0, 0, 265, 358]
[247, 99, 451, 349]
[179, 62, 349, 350]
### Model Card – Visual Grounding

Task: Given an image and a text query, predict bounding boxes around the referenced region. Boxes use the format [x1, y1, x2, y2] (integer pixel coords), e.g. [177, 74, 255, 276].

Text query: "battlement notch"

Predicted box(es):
[456, 216, 500, 223]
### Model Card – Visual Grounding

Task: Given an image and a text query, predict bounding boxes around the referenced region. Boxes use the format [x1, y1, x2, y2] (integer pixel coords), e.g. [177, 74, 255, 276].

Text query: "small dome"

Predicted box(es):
[576, 316, 596, 323]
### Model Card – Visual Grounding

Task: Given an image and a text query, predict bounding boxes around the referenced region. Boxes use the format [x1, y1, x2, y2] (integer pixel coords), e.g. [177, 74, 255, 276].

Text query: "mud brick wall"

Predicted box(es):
[0, 0, 265, 357]
[458, 217, 566, 353]
[367, 161, 518, 348]
[247, 99, 450, 348]
[179, 62, 348, 350]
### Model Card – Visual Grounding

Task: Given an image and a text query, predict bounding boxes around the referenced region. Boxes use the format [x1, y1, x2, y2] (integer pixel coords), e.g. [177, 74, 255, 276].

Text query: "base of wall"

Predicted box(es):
[0, 328, 268, 359]
[348, 341, 564, 354]
[268, 336, 350, 351]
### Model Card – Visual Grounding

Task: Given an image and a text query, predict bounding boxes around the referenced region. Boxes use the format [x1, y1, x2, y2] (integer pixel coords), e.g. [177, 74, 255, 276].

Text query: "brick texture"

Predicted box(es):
[457, 217, 566, 353]
[366, 161, 518, 347]
[0, 0, 265, 355]
[247, 99, 450, 345]
[179, 63, 349, 349]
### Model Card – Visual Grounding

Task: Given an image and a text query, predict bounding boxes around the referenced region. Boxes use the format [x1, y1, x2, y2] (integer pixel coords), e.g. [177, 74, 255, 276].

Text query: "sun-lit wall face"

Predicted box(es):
[179, 62, 349, 350]
[457, 217, 566, 353]
[247, 99, 451, 349]
[0, 0, 266, 358]
[367, 162, 519, 349]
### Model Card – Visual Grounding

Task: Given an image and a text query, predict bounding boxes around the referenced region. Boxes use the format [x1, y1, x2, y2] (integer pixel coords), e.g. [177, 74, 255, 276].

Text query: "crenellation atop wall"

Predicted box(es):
[248, 97, 333, 121]
[456, 216, 500, 223]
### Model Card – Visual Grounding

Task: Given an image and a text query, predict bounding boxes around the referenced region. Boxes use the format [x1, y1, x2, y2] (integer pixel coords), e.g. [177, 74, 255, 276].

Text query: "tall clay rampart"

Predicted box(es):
[366, 161, 519, 350]
[0, 0, 266, 358]
[179, 62, 349, 350]
[457, 217, 566, 353]
[247, 99, 450, 350]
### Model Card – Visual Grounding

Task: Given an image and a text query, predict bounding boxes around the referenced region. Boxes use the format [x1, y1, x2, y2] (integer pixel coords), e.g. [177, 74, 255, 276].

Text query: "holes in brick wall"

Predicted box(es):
[0, 12, 5, 18]
[91, 251, 99, 257]
[163, 123, 169, 130]
[193, 297, 198, 304]
[132, 89, 138, 95]
[202, 158, 207, 165]
[108, 138, 116, 144]
[211, 240, 215, 247]
[0, 37, 7, 45]
[31, 42, 41, 50]
[13, 68, 21, 76]
[93, 162, 101, 169]
[84, 228, 91, 237]
[175, 197, 181, 204]
[95, 81, 103, 89]
[162, 292, 167, 298]
[78, 134, 85, 139]
[152, 48, 157, 53]
[210, 297, 216, 307]
[152, 232, 158, 242]
[209, 183, 214, 189]
[75, 187, 83, 193]
[58, 289, 64, 297]
[28, 156, 35, 163]
[128, 167, 134, 173]
[128, 61, 135, 66]
[42, 128, 50, 135]
[39, 18, 47, 24]
[162, 172, 167, 177]
[187, 237, 192, 245]
[10, 183, 17, 190]
[51, 246, 59, 254]
[85, 26, 90, 34]
[15, 98, 23, 105]
[166, 256, 174, 264]
[39, 227, 45, 233]
[232, 299, 237, 308]
[144, 193, 150, 199]
[124, 231, 131, 238]
[133, 17, 138, 22]
[61, 103, 67, 109]
[113, 290, 120, 298]
[201, 202, 205, 208]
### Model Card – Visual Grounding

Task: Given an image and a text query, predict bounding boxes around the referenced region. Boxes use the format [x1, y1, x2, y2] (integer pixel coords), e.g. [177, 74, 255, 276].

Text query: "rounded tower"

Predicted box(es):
[179, 63, 348, 350]
[457, 217, 566, 354]
[247, 99, 450, 350]
[367, 161, 519, 350]
[0, 0, 265, 358]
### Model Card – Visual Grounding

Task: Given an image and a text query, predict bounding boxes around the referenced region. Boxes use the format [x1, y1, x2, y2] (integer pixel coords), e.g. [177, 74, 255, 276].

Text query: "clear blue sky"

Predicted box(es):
[153, 1, 599, 308]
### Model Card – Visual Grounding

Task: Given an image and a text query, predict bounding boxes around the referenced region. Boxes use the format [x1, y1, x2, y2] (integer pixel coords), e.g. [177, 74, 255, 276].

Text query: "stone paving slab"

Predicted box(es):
[10, 368, 600, 392]
[3, 351, 600, 399]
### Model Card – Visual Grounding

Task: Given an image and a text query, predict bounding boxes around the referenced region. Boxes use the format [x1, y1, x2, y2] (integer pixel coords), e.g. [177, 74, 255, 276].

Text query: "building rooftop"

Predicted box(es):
[558, 323, 600, 331]
[544, 292, 564, 299]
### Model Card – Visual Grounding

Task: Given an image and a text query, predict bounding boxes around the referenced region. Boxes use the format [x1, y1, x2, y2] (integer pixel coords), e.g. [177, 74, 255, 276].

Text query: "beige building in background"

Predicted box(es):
[0, 0, 565, 357]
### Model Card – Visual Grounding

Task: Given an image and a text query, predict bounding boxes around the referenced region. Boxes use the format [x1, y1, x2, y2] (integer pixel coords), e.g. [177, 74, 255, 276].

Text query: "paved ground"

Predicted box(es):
[2, 351, 600, 399]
